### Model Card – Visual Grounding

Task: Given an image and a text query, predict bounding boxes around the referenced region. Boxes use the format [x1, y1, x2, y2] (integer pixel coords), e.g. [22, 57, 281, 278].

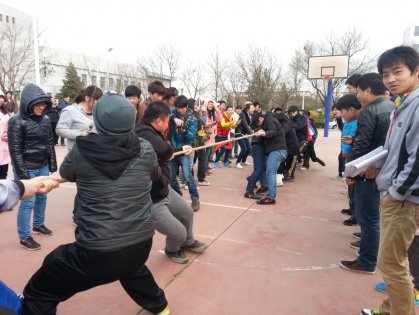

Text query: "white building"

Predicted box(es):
[403, 23, 419, 52]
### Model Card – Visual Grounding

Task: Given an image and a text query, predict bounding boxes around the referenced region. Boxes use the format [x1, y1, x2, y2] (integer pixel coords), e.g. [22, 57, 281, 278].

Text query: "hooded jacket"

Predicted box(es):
[290, 113, 308, 144]
[169, 107, 198, 148]
[376, 88, 419, 203]
[59, 132, 159, 251]
[262, 112, 287, 153]
[7, 84, 57, 179]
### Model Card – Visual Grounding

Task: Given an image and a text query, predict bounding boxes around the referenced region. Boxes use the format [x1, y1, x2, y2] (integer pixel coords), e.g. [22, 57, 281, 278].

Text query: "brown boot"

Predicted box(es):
[191, 199, 200, 212]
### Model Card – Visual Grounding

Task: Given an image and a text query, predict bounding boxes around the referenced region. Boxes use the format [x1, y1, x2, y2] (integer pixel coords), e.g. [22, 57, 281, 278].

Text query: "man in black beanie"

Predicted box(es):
[125, 85, 142, 124]
[21, 93, 170, 315]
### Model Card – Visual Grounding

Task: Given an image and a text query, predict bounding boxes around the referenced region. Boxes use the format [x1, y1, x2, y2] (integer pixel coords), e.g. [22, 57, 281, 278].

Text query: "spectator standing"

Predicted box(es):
[0, 96, 11, 179]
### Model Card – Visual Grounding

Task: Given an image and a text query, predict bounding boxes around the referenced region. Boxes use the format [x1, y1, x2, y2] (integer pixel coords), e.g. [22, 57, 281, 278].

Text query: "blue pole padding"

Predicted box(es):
[324, 79, 333, 137]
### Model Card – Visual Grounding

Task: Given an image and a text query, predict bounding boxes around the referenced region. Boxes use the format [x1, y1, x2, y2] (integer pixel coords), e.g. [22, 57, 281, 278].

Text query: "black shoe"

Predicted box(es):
[352, 232, 361, 240]
[19, 237, 41, 251]
[349, 240, 360, 250]
[341, 208, 353, 216]
[256, 197, 276, 205]
[255, 186, 268, 194]
[244, 192, 261, 200]
[339, 259, 375, 274]
[283, 176, 294, 182]
[32, 225, 53, 236]
[343, 217, 357, 226]
[181, 240, 208, 253]
[317, 159, 326, 166]
[164, 248, 188, 264]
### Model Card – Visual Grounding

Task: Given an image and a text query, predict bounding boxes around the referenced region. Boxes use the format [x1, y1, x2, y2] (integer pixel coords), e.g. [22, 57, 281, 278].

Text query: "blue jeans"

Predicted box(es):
[246, 144, 266, 192]
[214, 136, 230, 164]
[355, 178, 380, 268]
[169, 155, 199, 200]
[15, 165, 49, 240]
[236, 138, 251, 164]
[265, 150, 287, 200]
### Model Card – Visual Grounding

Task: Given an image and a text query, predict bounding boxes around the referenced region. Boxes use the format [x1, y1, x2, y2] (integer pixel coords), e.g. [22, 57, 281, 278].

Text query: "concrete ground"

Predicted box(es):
[1, 129, 417, 315]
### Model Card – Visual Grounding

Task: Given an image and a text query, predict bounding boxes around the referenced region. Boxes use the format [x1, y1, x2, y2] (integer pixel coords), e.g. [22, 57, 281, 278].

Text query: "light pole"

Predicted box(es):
[96, 47, 113, 89]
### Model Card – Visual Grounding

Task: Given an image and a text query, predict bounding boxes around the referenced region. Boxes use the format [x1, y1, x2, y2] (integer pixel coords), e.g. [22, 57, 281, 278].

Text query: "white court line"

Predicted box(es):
[217, 238, 303, 255]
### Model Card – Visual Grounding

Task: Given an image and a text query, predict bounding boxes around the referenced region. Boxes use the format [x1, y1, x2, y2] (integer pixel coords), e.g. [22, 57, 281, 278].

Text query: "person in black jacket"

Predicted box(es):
[288, 106, 308, 165]
[302, 111, 326, 169]
[256, 111, 287, 205]
[22, 93, 169, 315]
[46, 100, 60, 145]
[235, 103, 254, 167]
[137, 101, 208, 265]
[8, 83, 57, 251]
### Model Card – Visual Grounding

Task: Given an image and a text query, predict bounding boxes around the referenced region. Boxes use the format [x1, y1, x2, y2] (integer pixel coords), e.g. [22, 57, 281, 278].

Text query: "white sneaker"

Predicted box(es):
[300, 167, 308, 171]
[197, 180, 210, 186]
[242, 162, 252, 166]
[235, 163, 243, 169]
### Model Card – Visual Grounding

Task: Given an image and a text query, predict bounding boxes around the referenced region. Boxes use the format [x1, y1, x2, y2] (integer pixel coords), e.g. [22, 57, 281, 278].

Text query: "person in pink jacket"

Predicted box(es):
[0, 95, 11, 179]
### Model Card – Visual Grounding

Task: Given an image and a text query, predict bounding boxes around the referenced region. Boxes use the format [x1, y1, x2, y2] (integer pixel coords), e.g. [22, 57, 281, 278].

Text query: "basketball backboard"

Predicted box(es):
[307, 55, 349, 79]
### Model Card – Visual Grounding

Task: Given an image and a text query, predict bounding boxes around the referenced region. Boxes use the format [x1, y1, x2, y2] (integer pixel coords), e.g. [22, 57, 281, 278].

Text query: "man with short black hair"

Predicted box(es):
[137, 80, 166, 124]
[162, 87, 179, 108]
[339, 73, 395, 275]
[361, 46, 419, 315]
[125, 85, 142, 124]
[345, 73, 362, 94]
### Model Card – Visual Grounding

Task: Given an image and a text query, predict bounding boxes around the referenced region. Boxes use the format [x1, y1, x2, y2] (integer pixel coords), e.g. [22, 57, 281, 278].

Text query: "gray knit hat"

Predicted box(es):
[93, 92, 136, 136]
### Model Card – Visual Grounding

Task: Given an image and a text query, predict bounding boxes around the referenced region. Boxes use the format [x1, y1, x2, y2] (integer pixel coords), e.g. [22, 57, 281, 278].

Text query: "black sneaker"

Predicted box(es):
[164, 248, 188, 264]
[283, 176, 294, 182]
[352, 232, 361, 240]
[339, 259, 375, 274]
[255, 186, 268, 194]
[341, 208, 353, 216]
[317, 159, 326, 166]
[33, 225, 53, 236]
[256, 197, 276, 205]
[350, 240, 360, 250]
[19, 237, 41, 251]
[244, 192, 261, 200]
[181, 240, 208, 253]
[343, 217, 358, 226]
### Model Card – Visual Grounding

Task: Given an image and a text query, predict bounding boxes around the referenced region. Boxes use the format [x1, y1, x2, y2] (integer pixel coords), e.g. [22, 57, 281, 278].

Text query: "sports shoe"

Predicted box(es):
[242, 161, 252, 166]
[157, 305, 170, 315]
[32, 225, 53, 236]
[331, 175, 344, 180]
[257, 197, 276, 205]
[350, 241, 360, 250]
[191, 199, 200, 212]
[164, 248, 188, 264]
[235, 163, 243, 169]
[300, 167, 308, 171]
[224, 161, 232, 168]
[352, 232, 361, 240]
[19, 236, 41, 251]
[205, 171, 212, 176]
[339, 260, 375, 274]
[213, 162, 221, 168]
[341, 208, 353, 216]
[182, 240, 208, 253]
[375, 282, 386, 292]
[317, 159, 326, 166]
[360, 309, 381, 315]
[244, 191, 261, 200]
[255, 186, 268, 194]
[197, 180, 210, 186]
[343, 217, 358, 226]
[283, 176, 294, 182]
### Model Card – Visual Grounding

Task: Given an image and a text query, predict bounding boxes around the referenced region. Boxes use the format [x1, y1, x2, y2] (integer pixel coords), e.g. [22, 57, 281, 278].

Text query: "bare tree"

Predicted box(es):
[290, 28, 376, 107]
[180, 64, 208, 99]
[224, 63, 246, 106]
[208, 46, 227, 101]
[141, 44, 180, 87]
[0, 21, 34, 94]
[236, 46, 282, 108]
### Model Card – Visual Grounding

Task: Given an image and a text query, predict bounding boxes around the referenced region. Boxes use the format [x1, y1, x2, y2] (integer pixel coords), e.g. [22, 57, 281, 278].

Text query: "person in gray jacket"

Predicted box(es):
[360, 46, 419, 315]
[21, 93, 169, 315]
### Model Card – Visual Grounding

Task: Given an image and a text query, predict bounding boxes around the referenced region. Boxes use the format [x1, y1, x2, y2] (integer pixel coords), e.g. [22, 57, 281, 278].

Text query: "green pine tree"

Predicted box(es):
[56, 63, 84, 101]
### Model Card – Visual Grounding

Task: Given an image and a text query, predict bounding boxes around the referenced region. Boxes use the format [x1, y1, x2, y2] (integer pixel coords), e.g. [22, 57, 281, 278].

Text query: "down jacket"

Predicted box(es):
[7, 84, 57, 179]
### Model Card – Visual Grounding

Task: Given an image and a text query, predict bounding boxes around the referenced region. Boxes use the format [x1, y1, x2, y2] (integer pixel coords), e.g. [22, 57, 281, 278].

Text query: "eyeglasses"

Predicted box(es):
[34, 103, 47, 108]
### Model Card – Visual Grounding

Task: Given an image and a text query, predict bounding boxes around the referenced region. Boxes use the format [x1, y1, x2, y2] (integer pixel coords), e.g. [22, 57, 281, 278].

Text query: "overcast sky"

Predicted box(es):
[3, 0, 419, 75]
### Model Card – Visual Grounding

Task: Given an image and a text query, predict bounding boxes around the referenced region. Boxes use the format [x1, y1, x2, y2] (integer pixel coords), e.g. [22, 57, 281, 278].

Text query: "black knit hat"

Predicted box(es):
[93, 92, 136, 136]
[125, 85, 141, 98]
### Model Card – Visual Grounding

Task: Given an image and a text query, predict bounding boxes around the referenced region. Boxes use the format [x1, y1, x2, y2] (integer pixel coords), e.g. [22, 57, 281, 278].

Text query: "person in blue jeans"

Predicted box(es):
[169, 95, 200, 211]
[8, 83, 57, 251]
[256, 111, 287, 205]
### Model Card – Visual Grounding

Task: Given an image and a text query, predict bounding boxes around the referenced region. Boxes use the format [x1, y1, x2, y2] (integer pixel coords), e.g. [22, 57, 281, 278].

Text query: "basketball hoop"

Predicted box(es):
[321, 75, 333, 84]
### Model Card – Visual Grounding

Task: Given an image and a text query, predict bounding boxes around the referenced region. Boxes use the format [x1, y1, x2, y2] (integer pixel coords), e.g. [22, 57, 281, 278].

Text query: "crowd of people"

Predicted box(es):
[0, 45, 418, 315]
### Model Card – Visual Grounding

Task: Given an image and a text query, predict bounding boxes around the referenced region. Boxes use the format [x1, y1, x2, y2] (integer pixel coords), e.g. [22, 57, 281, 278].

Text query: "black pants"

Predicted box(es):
[0, 164, 8, 179]
[22, 239, 167, 315]
[338, 151, 345, 177]
[409, 236, 419, 290]
[303, 140, 322, 168]
[193, 136, 206, 182]
[50, 123, 58, 145]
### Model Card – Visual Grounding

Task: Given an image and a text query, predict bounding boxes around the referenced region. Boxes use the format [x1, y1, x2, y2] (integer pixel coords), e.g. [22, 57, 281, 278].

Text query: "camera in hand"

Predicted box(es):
[176, 125, 187, 134]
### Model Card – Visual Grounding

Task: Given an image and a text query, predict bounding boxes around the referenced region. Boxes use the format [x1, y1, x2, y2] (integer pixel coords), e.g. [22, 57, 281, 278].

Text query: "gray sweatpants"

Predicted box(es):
[152, 186, 195, 252]
[408, 235, 419, 290]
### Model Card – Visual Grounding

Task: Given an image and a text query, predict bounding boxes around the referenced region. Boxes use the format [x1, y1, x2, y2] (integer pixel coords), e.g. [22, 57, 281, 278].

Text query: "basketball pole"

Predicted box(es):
[323, 78, 333, 137]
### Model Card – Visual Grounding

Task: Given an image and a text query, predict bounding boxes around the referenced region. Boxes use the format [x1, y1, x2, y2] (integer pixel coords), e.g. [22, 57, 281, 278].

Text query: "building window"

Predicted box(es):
[12, 17, 15, 24]
[6, 15, 9, 23]
[415, 26, 419, 37]
[92, 76, 97, 86]
[116, 79, 121, 91]
[124, 80, 128, 88]
[81, 74, 87, 86]
[109, 78, 114, 90]
[0, 14, 3, 22]
[100, 77, 106, 89]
